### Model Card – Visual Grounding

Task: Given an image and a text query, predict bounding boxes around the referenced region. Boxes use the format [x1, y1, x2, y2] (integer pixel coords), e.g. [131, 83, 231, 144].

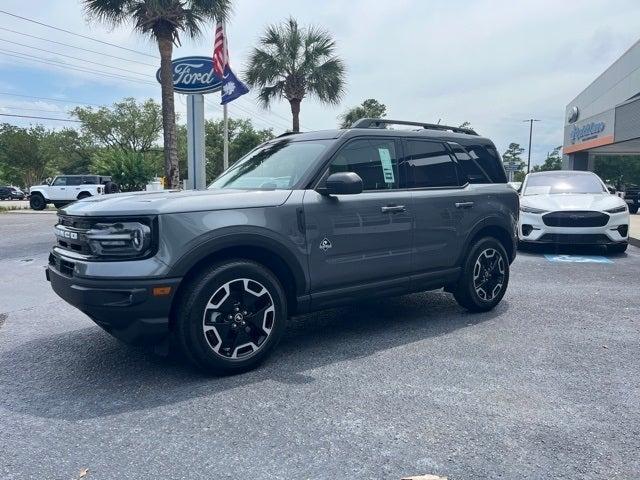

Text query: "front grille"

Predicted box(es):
[542, 211, 609, 227]
[55, 215, 93, 255]
[538, 233, 610, 244]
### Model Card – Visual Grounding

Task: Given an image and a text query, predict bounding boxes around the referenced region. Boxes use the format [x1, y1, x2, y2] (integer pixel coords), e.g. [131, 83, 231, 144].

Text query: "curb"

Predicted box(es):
[629, 236, 640, 248]
[4, 209, 57, 214]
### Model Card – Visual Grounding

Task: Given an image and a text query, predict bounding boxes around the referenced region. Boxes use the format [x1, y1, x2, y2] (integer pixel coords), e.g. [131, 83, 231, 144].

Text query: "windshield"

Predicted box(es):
[209, 139, 331, 190]
[523, 173, 606, 196]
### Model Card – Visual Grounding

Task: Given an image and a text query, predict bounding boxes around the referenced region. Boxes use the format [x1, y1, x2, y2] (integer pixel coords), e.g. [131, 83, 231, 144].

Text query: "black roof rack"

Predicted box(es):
[351, 118, 478, 136]
[276, 131, 301, 138]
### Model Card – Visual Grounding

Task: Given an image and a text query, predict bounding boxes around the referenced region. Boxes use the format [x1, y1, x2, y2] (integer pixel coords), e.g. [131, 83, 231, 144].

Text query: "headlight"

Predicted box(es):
[605, 205, 627, 214]
[86, 221, 152, 258]
[520, 205, 548, 214]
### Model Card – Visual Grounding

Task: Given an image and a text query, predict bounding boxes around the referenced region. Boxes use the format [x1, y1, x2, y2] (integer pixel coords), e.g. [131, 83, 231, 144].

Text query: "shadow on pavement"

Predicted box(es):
[0, 291, 508, 420]
[518, 242, 628, 258]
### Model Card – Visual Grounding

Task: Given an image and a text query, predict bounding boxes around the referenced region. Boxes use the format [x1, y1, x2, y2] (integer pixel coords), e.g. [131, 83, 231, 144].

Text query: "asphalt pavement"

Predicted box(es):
[1, 212, 639, 480]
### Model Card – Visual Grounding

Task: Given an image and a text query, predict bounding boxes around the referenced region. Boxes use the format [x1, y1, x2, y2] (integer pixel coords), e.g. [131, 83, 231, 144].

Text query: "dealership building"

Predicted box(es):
[563, 39, 640, 170]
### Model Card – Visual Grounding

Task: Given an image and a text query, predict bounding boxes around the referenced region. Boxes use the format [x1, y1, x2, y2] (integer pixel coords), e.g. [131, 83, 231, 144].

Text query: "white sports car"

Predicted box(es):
[518, 171, 629, 253]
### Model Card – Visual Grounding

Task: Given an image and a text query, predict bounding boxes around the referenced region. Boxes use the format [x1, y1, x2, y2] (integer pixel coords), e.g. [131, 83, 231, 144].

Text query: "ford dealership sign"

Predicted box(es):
[570, 121, 605, 143]
[156, 56, 222, 94]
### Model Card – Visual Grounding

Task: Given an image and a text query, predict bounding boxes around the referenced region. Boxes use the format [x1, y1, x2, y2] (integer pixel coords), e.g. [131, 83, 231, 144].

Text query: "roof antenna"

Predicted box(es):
[437, 118, 441, 124]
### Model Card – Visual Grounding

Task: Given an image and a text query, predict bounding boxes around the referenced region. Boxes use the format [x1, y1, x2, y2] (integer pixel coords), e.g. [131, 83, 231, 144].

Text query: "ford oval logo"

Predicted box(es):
[156, 56, 223, 94]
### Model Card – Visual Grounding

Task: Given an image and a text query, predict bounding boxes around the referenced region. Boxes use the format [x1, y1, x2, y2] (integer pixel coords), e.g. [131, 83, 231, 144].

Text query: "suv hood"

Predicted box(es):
[520, 193, 626, 212]
[61, 188, 293, 216]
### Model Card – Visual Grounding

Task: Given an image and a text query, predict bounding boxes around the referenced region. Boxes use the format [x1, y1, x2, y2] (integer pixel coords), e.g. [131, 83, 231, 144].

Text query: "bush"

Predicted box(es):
[92, 150, 162, 192]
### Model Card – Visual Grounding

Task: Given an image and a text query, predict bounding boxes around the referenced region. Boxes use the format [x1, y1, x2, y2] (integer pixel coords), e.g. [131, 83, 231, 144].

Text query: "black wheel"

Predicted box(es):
[29, 194, 46, 210]
[104, 181, 119, 194]
[630, 205, 639, 214]
[608, 243, 628, 254]
[175, 260, 287, 375]
[453, 237, 509, 312]
[77, 192, 91, 200]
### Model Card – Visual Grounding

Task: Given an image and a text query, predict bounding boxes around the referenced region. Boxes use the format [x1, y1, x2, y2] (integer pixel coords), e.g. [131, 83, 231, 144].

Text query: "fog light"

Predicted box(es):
[618, 225, 628, 237]
[522, 224, 533, 236]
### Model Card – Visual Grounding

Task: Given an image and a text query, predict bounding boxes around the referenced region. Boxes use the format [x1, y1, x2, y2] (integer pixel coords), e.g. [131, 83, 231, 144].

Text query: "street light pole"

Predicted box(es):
[523, 119, 540, 173]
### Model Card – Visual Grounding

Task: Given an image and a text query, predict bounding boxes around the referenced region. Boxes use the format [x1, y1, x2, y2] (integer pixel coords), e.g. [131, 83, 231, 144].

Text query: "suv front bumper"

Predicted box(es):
[46, 258, 181, 344]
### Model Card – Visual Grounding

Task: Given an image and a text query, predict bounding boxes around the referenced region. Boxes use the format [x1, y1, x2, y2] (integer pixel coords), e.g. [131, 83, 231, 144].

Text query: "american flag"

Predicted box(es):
[213, 21, 228, 79]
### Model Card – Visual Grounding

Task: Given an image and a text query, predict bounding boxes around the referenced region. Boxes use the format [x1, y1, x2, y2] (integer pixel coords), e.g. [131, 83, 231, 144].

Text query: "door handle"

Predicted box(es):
[381, 205, 406, 213]
[455, 201, 474, 209]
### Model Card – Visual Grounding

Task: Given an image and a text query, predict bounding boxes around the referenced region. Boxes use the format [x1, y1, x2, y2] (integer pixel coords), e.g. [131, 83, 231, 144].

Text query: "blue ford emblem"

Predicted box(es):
[156, 56, 223, 94]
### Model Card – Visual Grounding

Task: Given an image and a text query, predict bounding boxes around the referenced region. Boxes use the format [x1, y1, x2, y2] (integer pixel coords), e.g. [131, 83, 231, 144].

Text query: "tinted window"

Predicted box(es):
[52, 177, 67, 186]
[66, 177, 83, 186]
[450, 143, 490, 183]
[329, 138, 399, 190]
[82, 176, 98, 184]
[465, 144, 507, 183]
[405, 140, 459, 188]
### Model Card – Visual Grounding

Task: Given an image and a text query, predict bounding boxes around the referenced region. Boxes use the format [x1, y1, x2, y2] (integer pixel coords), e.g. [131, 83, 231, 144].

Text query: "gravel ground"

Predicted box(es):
[0, 213, 638, 480]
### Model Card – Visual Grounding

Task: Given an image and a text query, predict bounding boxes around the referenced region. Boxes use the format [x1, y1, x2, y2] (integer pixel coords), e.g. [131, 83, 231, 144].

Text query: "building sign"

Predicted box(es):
[569, 121, 606, 144]
[156, 56, 222, 94]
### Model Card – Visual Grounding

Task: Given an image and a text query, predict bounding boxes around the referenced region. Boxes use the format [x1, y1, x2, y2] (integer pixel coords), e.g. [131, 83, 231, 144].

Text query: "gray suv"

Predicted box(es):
[46, 119, 518, 374]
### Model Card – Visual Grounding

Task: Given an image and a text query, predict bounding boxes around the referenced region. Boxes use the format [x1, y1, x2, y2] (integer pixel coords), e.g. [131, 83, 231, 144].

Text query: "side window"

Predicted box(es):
[82, 176, 98, 184]
[405, 140, 459, 188]
[328, 138, 399, 190]
[466, 144, 508, 183]
[66, 177, 83, 186]
[52, 177, 67, 186]
[449, 143, 491, 183]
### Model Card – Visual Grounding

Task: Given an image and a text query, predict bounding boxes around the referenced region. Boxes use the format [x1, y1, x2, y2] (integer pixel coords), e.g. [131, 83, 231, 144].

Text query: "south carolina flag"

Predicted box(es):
[213, 22, 249, 105]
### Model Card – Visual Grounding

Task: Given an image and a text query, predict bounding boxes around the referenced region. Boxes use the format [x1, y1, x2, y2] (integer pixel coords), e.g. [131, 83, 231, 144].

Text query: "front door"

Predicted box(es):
[304, 137, 413, 299]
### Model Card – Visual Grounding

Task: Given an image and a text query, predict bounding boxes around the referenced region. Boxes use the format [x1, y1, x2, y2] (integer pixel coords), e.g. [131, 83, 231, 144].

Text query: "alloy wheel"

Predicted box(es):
[202, 278, 275, 359]
[472, 248, 506, 301]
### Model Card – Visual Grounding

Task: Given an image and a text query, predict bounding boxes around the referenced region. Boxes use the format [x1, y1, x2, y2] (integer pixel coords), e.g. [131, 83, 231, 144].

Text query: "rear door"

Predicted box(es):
[66, 176, 84, 199]
[405, 139, 474, 271]
[304, 137, 413, 298]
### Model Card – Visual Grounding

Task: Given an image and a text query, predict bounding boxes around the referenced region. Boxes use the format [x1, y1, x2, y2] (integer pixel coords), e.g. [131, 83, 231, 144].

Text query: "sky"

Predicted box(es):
[0, 0, 639, 167]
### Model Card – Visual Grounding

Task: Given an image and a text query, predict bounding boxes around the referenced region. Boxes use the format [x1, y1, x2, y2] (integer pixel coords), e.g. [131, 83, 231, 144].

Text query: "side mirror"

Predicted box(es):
[323, 172, 363, 195]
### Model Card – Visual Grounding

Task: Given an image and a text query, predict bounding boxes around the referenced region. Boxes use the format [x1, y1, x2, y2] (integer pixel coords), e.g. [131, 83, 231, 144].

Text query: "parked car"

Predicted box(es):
[29, 175, 119, 210]
[46, 118, 519, 374]
[518, 171, 629, 253]
[0, 185, 26, 200]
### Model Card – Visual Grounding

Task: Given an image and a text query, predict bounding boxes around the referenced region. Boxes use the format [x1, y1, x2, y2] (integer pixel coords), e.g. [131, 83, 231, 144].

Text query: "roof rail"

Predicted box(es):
[276, 131, 301, 138]
[351, 118, 478, 135]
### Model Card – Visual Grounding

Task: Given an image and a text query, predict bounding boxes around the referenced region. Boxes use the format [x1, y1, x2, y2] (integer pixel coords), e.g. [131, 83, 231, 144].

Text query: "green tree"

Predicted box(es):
[83, 0, 232, 189]
[72, 98, 162, 154]
[531, 146, 562, 173]
[502, 142, 526, 181]
[458, 121, 473, 131]
[92, 149, 162, 192]
[339, 99, 386, 128]
[245, 17, 346, 132]
[0, 124, 55, 187]
[44, 128, 96, 174]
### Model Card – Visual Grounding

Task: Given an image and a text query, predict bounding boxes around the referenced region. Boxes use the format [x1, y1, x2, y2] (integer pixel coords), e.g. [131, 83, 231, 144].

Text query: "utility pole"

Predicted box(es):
[523, 119, 540, 173]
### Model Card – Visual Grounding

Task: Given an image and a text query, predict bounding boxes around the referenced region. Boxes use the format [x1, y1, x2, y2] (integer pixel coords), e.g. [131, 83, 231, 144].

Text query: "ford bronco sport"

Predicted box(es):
[46, 119, 518, 374]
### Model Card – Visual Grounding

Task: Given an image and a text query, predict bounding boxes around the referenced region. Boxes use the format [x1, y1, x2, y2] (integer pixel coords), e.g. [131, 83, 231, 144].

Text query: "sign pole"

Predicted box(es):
[186, 93, 206, 190]
[223, 103, 229, 170]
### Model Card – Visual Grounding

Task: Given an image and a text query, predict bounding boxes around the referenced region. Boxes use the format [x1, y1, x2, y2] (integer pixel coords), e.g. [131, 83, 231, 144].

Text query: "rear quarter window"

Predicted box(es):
[465, 144, 507, 183]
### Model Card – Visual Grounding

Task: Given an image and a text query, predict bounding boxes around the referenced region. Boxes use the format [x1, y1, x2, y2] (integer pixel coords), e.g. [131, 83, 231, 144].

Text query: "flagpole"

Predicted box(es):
[223, 103, 229, 170]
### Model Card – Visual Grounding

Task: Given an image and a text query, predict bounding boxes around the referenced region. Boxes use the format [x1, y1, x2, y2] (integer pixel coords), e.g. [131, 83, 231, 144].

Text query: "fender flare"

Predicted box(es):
[458, 214, 517, 264]
[29, 188, 48, 201]
[168, 228, 309, 294]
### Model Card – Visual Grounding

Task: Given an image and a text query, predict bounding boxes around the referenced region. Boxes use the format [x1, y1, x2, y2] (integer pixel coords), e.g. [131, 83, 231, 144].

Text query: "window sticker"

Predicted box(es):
[378, 148, 395, 184]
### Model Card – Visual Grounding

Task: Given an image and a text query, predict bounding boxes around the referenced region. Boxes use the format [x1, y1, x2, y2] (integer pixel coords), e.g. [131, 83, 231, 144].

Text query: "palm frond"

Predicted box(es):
[306, 57, 346, 105]
[256, 81, 286, 108]
[83, 0, 132, 27]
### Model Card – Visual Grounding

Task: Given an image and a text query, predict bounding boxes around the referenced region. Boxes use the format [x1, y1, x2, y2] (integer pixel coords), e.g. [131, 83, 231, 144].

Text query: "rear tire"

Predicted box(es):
[630, 205, 639, 214]
[174, 259, 288, 375]
[29, 193, 46, 210]
[53, 202, 66, 209]
[453, 237, 510, 312]
[608, 243, 628, 254]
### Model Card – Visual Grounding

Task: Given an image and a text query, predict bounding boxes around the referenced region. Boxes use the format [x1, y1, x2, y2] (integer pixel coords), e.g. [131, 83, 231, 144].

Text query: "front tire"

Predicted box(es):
[454, 237, 510, 312]
[175, 260, 288, 375]
[29, 193, 46, 210]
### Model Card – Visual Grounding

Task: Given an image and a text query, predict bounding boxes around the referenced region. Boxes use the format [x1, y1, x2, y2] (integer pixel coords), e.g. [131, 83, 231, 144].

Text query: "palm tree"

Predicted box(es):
[83, 0, 232, 189]
[245, 17, 346, 132]
[339, 98, 387, 129]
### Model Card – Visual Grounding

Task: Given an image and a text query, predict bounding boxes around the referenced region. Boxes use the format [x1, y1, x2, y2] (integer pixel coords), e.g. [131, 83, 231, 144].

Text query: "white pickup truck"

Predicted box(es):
[29, 175, 119, 210]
